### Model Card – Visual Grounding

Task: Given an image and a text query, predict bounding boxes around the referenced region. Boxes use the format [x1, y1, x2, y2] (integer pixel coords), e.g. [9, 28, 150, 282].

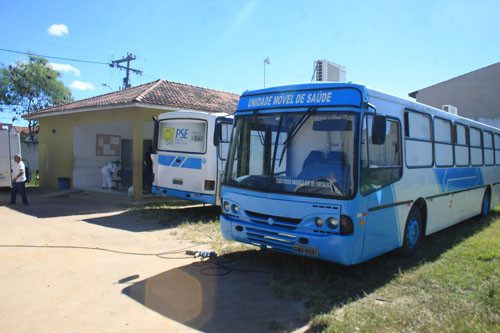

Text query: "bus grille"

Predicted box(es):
[245, 210, 302, 230]
[246, 226, 296, 253]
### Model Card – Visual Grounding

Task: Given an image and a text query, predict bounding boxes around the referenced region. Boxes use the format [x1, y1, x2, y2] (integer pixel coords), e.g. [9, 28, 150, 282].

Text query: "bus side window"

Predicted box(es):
[455, 123, 470, 166]
[483, 130, 494, 166]
[470, 127, 483, 166]
[495, 133, 500, 165]
[361, 116, 402, 194]
[405, 111, 433, 167]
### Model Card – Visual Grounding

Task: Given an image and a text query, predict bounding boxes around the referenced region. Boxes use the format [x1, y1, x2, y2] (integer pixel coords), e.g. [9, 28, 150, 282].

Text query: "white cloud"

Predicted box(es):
[70, 81, 95, 90]
[49, 63, 80, 76]
[47, 24, 69, 36]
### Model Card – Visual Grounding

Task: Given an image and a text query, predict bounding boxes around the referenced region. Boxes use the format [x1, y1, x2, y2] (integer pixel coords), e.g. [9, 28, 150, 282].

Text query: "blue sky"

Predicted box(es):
[1, 0, 499, 126]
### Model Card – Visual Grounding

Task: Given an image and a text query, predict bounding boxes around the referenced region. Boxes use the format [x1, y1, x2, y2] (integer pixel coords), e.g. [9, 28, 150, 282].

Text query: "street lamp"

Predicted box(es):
[102, 83, 113, 92]
[263, 57, 270, 88]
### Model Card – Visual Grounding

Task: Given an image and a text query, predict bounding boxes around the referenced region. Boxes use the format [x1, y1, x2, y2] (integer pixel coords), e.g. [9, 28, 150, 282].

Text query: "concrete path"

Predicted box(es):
[0, 188, 308, 333]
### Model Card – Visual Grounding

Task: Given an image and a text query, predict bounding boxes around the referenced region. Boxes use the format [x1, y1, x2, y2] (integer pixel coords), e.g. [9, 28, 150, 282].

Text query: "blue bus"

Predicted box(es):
[220, 82, 500, 265]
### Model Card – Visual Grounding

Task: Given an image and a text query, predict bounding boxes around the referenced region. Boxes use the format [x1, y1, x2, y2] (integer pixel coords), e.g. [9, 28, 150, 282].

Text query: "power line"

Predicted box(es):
[0, 47, 109, 65]
[110, 53, 142, 90]
[0, 47, 233, 91]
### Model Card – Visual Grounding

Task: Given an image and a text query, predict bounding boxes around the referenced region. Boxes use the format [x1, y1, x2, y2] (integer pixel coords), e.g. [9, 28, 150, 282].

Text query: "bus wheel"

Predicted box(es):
[400, 207, 423, 257]
[481, 190, 490, 217]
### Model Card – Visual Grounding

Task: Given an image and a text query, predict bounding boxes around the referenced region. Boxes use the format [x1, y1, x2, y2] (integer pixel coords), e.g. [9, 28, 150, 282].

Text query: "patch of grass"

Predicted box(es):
[25, 173, 39, 187]
[128, 200, 500, 332]
[127, 201, 252, 253]
[297, 209, 500, 332]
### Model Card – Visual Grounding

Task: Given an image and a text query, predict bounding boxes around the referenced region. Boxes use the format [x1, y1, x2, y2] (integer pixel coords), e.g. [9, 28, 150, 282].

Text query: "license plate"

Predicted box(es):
[293, 244, 319, 257]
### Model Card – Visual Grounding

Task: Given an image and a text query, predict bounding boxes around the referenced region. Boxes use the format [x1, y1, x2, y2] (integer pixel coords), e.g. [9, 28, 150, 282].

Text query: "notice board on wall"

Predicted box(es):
[96, 134, 121, 156]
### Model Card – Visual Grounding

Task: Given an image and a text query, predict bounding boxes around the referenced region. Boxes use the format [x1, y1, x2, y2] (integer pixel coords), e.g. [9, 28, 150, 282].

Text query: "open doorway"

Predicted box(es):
[143, 139, 153, 193]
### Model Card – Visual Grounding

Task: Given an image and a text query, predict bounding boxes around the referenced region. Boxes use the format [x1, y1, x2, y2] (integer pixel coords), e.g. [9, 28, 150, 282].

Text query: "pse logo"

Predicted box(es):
[176, 128, 189, 139]
[162, 127, 189, 145]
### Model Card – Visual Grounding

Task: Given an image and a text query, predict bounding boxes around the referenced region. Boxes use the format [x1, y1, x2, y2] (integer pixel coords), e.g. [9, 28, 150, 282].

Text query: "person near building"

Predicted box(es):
[10, 154, 28, 205]
[143, 145, 153, 192]
[101, 161, 120, 189]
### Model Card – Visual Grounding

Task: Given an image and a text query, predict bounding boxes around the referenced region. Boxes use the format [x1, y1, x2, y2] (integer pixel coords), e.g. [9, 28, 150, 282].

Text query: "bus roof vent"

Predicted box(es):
[314, 60, 346, 82]
[442, 105, 458, 115]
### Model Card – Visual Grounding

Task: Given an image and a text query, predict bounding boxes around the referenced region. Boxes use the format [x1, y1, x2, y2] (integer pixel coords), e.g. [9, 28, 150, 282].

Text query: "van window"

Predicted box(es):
[158, 119, 207, 153]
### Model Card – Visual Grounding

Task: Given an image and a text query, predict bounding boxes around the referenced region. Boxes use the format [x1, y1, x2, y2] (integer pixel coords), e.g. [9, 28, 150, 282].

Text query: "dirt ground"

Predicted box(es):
[0, 188, 308, 333]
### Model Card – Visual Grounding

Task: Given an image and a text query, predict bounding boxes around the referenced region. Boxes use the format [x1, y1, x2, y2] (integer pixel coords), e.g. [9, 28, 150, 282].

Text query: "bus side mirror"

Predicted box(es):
[213, 123, 222, 146]
[371, 115, 386, 145]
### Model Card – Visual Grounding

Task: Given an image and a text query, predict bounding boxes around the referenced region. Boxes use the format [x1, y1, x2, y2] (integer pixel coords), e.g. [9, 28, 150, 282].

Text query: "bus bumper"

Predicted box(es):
[220, 214, 356, 266]
[153, 186, 215, 205]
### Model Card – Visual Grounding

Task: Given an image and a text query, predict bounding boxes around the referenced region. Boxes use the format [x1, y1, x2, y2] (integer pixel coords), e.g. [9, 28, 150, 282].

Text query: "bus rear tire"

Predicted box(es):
[399, 206, 423, 257]
[480, 189, 490, 217]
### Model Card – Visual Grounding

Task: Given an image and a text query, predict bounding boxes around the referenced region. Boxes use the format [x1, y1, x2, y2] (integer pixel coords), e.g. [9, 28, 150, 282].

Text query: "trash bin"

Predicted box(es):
[58, 177, 70, 191]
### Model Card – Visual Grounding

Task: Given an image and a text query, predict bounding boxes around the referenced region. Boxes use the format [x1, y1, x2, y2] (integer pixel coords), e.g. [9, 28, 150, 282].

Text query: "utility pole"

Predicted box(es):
[110, 53, 142, 90]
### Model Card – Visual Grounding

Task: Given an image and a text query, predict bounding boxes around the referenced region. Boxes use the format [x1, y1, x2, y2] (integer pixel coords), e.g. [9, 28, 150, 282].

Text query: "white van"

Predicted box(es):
[151, 111, 233, 205]
[0, 129, 21, 187]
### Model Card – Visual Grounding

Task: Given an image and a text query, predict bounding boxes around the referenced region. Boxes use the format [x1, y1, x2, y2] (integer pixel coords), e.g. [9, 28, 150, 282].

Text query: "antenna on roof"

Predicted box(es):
[110, 53, 143, 90]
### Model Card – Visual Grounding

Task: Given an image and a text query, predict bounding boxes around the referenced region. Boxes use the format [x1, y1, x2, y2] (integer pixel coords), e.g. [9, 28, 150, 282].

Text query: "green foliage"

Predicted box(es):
[0, 55, 73, 139]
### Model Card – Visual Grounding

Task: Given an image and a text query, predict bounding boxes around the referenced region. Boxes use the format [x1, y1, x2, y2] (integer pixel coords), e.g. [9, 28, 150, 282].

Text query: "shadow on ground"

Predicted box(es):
[82, 205, 220, 232]
[122, 251, 308, 333]
[123, 211, 499, 332]
[0, 187, 123, 218]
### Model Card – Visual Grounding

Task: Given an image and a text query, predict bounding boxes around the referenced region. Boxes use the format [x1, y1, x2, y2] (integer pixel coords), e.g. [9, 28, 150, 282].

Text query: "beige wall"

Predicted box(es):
[412, 63, 500, 121]
[38, 106, 166, 199]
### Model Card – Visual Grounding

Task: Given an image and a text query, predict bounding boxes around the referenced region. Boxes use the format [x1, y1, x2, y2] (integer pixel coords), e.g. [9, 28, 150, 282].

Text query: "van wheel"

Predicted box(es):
[481, 190, 490, 217]
[400, 207, 423, 257]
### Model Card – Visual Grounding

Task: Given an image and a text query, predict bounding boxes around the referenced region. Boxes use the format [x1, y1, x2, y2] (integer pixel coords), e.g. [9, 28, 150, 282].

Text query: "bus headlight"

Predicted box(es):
[231, 204, 240, 213]
[340, 215, 354, 235]
[224, 201, 230, 212]
[327, 217, 339, 229]
[315, 217, 324, 227]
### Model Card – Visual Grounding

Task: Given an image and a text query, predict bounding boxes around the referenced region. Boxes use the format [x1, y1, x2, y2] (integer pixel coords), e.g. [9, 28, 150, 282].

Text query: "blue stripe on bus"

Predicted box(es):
[158, 155, 175, 166]
[181, 158, 203, 170]
[434, 167, 484, 193]
[172, 157, 186, 167]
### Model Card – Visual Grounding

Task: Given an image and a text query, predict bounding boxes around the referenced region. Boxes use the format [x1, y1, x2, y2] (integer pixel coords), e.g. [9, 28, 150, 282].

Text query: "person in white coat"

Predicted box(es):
[101, 161, 120, 189]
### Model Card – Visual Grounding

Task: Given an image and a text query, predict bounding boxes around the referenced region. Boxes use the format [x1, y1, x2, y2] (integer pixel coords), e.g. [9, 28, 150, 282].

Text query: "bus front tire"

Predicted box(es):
[399, 207, 423, 257]
[480, 189, 490, 217]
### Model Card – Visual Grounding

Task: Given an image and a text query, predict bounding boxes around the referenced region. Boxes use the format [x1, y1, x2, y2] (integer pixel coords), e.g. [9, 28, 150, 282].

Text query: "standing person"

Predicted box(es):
[101, 161, 120, 189]
[10, 154, 28, 205]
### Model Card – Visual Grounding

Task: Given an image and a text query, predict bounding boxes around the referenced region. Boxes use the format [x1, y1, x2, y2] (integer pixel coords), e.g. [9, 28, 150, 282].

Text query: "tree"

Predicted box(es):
[0, 55, 73, 141]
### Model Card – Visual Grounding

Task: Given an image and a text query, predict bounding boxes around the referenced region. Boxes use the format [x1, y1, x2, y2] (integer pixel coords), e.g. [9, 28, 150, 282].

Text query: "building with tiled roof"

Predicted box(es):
[28, 79, 239, 118]
[25, 79, 240, 198]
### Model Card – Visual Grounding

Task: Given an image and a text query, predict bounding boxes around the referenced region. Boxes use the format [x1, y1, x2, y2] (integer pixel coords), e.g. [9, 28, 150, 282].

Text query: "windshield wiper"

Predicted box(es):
[278, 107, 316, 166]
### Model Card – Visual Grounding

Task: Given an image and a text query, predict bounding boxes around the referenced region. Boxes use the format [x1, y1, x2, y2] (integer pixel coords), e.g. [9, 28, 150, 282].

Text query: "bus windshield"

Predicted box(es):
[223, 111, 358, 198]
